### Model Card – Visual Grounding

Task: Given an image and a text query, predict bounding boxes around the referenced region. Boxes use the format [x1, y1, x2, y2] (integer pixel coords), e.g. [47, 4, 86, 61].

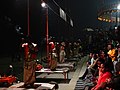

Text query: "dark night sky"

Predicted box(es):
[0, 0, 103, 56]
[69, 0, 99, 28]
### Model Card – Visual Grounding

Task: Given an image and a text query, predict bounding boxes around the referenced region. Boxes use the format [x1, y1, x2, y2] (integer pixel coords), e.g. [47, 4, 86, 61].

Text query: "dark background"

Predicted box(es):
[0, 0, 107, 57]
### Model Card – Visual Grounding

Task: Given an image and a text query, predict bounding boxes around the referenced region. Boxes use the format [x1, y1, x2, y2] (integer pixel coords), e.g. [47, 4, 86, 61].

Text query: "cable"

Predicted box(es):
[52, 0, 73, 26]
[47, 4, 70, 25]
[52, 0, 72, 19]
[47, 5, 59, 18]
[52, 0, 59, 7]
[41, 0, 73, 26]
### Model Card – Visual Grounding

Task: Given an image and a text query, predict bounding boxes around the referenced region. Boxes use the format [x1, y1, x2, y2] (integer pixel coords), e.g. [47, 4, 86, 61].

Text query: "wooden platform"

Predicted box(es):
[36, 68, 69, 80]
[0, 88, 25, 90]
[66, 57, 80, 62]
[57, 62, 76, 70]
[8, 82, 55, 90]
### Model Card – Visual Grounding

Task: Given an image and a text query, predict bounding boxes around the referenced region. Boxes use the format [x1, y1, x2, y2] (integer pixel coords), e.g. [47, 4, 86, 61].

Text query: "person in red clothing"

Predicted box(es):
[22, 39, 37, 88]
[49, 42, 55, 52]
[48, 41, 58, 70]
[31, 43, 38, 60]
[22, 42, 29, 60]
[91, 62, 112, 90]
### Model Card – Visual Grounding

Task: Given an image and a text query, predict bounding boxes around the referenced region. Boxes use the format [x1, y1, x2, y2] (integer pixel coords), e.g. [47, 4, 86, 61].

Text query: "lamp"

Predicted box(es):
[41, 1, 49, 57]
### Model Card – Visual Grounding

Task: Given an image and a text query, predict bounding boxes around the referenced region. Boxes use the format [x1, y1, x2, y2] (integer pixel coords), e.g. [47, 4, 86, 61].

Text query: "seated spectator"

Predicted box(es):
[82, 53, 99, 80]
[87, 52, 93, 67]
[87, 53, 99, 75]
[112, 61, 120, 90]
[106, 61, 120, 90]
[107, 44, 118, 73]
[117, 45, 120, 62]
[91, 62, 112, 90]
[107, 44, 116, 62]
[82, 53, 98, 80]
[100, 50, 114, 72]
[91, 58, 105, 85]
[93, 58, 105, 78]
[106, 57, 114, 75]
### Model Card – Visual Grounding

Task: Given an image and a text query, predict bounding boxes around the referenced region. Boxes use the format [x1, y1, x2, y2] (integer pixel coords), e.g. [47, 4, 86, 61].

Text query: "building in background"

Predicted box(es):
[97, 0, 120, 27]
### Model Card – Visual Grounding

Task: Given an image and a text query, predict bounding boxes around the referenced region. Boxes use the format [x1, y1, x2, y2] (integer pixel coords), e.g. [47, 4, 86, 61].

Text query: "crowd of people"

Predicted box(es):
[1, 25, 120, 89]
[40, 40, 83, 70]
[13, 27, 120, 89]
[84, 39, 120, 90]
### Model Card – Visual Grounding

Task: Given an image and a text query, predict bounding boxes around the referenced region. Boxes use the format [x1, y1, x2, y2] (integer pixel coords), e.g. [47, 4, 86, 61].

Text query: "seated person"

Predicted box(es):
[87, 53, 99, 75]
[106, 61, 120, 90]
[93, 58, 105, 77]
[91, 58, 105, 85]
[91, 62, 112, 90]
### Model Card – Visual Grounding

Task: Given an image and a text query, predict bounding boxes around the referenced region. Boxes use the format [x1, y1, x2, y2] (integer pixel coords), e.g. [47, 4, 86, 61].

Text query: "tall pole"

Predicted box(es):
[46, 7, 49, 57]
[116, 10, 118, 27]
[117, 4, 120, 27]
[41, 1, 49, 58]
[27, 0, 30, 36]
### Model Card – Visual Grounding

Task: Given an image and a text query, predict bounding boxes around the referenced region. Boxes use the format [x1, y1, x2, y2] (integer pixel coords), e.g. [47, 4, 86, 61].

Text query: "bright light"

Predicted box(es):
[32, 43, 37, 47]
[115, 26, 118, 29]
[117, 4, 120, 10]
[41, 2, 46, 7]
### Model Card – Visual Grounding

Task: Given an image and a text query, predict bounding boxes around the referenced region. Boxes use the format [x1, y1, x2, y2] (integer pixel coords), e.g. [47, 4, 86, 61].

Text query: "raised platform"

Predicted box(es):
[36, 68, 69, 80]
[8, 82, 55, 90]
[57, 62, 76, 70]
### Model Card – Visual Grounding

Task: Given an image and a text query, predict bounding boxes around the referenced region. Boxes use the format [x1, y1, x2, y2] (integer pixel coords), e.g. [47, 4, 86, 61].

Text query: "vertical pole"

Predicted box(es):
[46, 8, 49, 57]
[27, 0, 30, 36]
[116, 10, 118, 27]
[118, 10, 119, 26]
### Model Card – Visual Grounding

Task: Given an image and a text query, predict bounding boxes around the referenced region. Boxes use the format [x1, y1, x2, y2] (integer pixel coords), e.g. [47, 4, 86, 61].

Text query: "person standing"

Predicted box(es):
[59, 42, 66, 63]
[22, 40, 37, 88]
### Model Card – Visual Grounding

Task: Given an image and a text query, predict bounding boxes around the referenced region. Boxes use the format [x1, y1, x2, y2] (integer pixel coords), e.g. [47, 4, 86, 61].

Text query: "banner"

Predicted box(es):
[70, 19, 73, 27]
[59, 8, 73, 27]
[60, 8, 67, 21]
